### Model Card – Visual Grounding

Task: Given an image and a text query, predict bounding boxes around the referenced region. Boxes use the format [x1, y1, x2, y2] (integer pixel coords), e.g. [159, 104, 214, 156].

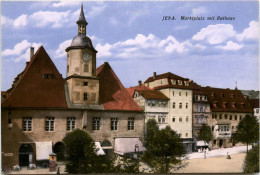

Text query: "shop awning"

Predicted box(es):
[114, 138, 145, 156]
[196, 140, 209, 147]
[95, 142, 105, 155]
[35, 141, 52, 160]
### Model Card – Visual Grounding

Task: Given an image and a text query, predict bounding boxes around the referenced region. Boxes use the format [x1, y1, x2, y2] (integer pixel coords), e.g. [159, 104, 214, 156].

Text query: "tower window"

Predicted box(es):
[83, 93, 88, 101]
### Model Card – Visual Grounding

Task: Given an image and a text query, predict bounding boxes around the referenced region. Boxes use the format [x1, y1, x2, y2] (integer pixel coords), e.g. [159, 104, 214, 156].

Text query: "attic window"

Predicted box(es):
[232, 102, 237, 108]
[177, 80, 182, 85]
[171, 80, 176, 85]
[221, 93, 225, 98]
[184, 81, 189, 86]
[44, 74, 53, 79]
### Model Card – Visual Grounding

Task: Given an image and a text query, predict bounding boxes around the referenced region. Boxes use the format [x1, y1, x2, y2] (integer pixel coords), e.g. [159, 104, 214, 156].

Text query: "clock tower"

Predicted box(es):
[65, 4, 99, 105]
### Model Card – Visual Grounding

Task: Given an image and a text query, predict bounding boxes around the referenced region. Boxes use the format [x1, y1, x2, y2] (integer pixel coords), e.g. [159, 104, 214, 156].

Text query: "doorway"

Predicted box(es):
[19, 144, 33, 166]
[219, 139, 223, 148]
[53, 142, 65, 161]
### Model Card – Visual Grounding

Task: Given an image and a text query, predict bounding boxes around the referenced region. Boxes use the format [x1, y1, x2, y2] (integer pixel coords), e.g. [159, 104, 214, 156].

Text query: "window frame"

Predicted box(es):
[93, 117, 101, 130]
[128, 117, 135, 130]
[67, 117, 76, 131]
[45, 117, 55, 131]
[111, 118, 118, 130]
[23, 117, 32, 131]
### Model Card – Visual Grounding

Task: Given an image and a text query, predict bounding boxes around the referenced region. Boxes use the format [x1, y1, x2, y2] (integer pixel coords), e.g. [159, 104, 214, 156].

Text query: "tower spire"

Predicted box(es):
[77, 3, 87, 35]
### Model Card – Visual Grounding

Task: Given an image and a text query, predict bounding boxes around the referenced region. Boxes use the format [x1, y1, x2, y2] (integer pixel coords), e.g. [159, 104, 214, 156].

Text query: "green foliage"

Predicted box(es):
[63, 129, 114, 173]
[143, 119, 186, 173]
[114, 156, 139, 173]
[198, 124, 212, 143]
[244, 145, 259, 173]
[235, 115, 259, 152]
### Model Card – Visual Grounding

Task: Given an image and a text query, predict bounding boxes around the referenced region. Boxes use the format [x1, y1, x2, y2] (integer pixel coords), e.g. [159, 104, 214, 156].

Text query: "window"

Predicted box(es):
[178, 80, 182, 85]
[158, 116, 166, 123]
[84, 82, 88, 86]
[186, 116, 188, 122]
[215, 114, 218, 119]
[128, 118, 135, 130]
[179, 133, 182, 137]
[239, 115, 242, 120]
[195, 95, 198, 100]
[212, 114, 215, 119]
[186, 92, 188, 96]
[172, 80, 176, 85]
[212, 126, 214, 131]
[67, 65, 69, 73]
[186, 103, 188, 109]
[256, 109, 259, 113]
[148, 101, 152, 106]
[232, 126, 235, 129]
[46, 117, 54, 131]
[172, 91, 174, 96]
[111, 118, 118, 130]
[173, 102, 175, 108]
[225, 114, 228, 119]
[93, 117, 100, 130]
[44, 74, 53, 79]
[179, 92, 181, 96]
[172, 117, 175, 122]
[67, 117, 76, 131]
[219, 114, 222, 119]
[152, 101, 156, 106]
[83, 93, 88, 101]
[23, 117, 32, 131]
[235, 115, 237, 120]
[186, 133, 188, 137]
[179, 103, 182, 109]
[229, 115, 232, 120]
[179, 117, 182, 122]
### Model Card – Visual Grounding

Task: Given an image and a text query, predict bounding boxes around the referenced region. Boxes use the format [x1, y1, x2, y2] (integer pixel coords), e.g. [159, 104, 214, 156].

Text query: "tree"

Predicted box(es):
[244, 145, 259, 173]
[143, 119, 186, 173]
[63, 129, 114, 173]
[234, 115, 259, 153]
[198, 124, 212, 143]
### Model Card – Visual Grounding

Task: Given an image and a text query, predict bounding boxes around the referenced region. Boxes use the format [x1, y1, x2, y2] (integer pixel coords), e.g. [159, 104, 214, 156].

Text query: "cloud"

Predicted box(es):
[95, 34, 197, 60]
[192, 24, 236, 44]
[86, 4, 106, 18]
[29, 10, 72, 28]
[52, 1, 80, 7]
[2, 40, 42, 62]
[191, 7, 208, 16]
[55, 39, 72, 58]
[1, 16, 13, 26]
[13, 14, 28, 28]
[236, 20, 259, 41]
[216, 41, 244, 51]
[126, 8, 148, 26]
[2, 40, 31, 56]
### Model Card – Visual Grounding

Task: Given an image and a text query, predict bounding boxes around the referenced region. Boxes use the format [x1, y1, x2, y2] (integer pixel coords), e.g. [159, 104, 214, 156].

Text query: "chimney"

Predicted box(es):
[30, 47, 34, 60]
[153, 72, 156, 79]
[138, 80, 142, 87]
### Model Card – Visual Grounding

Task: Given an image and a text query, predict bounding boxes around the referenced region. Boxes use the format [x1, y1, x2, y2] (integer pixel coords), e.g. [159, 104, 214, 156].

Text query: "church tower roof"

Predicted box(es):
[77, 4, 88, 25]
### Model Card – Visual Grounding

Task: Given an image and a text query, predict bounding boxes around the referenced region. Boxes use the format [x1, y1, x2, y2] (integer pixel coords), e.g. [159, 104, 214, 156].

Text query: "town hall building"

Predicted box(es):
[1, 5, 145, 170]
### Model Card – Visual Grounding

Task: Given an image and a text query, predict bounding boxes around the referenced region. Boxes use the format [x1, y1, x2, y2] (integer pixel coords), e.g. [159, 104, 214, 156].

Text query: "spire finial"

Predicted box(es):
[77, 3, 87, 25]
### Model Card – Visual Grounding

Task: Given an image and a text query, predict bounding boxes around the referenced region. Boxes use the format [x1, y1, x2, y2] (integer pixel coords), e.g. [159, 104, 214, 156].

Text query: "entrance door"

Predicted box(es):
[219, 139, 223, 148]
[19, 144, 33, 166]
[53, 142, 65, 161]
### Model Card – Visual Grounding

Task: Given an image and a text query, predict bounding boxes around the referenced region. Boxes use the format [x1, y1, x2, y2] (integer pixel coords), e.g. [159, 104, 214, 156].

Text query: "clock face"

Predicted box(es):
[83, 52, 91, 62]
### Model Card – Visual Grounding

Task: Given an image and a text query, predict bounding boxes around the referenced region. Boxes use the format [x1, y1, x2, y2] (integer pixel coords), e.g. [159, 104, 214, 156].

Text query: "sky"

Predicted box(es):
[1, 1, 259, 91]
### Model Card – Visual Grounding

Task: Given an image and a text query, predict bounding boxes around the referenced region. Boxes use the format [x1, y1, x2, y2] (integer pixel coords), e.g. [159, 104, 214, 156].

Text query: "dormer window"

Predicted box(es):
[172, 79, 176, 85]
[177, 80, 182, 85]
[221, 93, 225, 98]
[231, 94, 235, 98]
[212, 93, 215, 97]
[184, 81, 189, 86]
[232, 102, 237, 108]
[44, 74, 54, 79]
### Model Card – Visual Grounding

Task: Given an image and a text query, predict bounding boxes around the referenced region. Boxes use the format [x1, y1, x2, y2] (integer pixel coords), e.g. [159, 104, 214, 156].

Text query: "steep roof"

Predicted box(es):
[201, 86, 253, 113]
[144, 72, 200, 90]
[248, 99, 259, 109]
[127, 85, 152, 97]
[136, 90, 169, 100]
[2, 46, 67, 108]
[97, 62, 143, 111]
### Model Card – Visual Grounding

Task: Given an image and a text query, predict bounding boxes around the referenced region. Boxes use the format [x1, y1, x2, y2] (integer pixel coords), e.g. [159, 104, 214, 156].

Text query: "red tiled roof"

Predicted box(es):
[248, 99, 259, 108]
[2, 46, 68, 108]
[144, 72, 188, 83]
[97, 62, 143, 111]
[127, 85, 152, 97]
[201, 87, 253, 113]
[144, 72, 200, 90]
[136, 90, 169, 100]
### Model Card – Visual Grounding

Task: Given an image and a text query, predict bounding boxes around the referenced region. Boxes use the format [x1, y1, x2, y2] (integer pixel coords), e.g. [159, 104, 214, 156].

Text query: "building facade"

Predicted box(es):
[127, 83, 170, 129]
[202, 87, 254, 149]
[1, 5, 145, 170]
[143, 72, 200, 152]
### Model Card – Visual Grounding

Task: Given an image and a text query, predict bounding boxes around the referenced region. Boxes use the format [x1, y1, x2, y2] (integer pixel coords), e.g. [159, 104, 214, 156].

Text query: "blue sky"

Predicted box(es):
[1, 1, 259, 91]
